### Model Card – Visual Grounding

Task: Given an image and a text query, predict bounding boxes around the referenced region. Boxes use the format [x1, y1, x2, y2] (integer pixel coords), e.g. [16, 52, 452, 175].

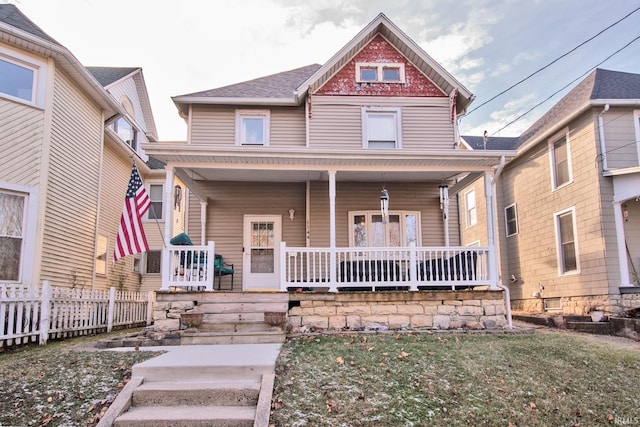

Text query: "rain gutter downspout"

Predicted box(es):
[598, 104, 610, 172]
[491, 156, 512, 329]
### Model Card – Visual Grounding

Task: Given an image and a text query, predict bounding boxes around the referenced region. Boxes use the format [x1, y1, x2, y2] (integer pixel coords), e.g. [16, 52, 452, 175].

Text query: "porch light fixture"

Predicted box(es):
[623, 203, 629, 222]
[288, 209, 295, 221]
[380, 187, 389, 222]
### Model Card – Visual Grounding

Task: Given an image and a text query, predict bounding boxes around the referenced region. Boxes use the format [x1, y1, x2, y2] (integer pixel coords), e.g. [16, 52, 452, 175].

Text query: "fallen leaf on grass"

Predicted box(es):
[336, 357, 344, 365]
[397, 351, 410, 359]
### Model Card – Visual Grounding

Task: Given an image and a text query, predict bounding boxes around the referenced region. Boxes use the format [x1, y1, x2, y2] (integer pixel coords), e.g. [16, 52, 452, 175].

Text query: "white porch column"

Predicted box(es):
[614, 201, 632, 287]
[161, 167, 174, 290]
[329, 170, 337, 292]
[484, 172, 498, 289]
[200, 200, 207, 246]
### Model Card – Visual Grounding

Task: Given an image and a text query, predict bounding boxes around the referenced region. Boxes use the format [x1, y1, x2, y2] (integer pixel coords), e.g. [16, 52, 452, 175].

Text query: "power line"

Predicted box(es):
[467, 5, 640, 116]
[491, 34, 640, 136]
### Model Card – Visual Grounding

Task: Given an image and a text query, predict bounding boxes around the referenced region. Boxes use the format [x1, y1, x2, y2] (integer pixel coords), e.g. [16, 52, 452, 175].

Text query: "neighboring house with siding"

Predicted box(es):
[0, 5, 169, 291]
[460, 69, 640, 316]
[144, 13, 516, 298]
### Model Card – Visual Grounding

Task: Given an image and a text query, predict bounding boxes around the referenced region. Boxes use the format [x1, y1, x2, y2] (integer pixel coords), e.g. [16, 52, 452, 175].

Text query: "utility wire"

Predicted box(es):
[467, 5, 640, 115]
[492, 34, 640, 136]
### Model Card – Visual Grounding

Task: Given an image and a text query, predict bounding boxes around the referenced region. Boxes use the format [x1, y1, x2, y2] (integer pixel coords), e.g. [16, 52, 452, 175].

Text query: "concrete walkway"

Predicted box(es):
[98, 344, 282, 427]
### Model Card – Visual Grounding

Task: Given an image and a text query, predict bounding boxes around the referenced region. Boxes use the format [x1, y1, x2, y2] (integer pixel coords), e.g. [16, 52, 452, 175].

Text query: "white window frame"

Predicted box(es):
[361, 107, 402, 149]
[504, 203, 518, 237]
[548, 129, 573, 191]
[0, 46, 48, 108]
[356, 62, 405, 83]
[554, 206, 580, 276]
[349, 211, 421, 248]
[464, 188, 477, 228]
[235, 109, 270, 146]
[113, 116, 138, 151]
[144, 182, 164, 221]
[633, 110, 640, 165]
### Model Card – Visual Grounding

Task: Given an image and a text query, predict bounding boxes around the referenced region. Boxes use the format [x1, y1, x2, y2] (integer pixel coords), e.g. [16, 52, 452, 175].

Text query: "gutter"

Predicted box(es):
[598, 104, 610, 171]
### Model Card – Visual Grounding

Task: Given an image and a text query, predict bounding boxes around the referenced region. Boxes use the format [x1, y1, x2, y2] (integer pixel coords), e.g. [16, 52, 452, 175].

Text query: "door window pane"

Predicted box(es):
[371, 215, 385, 247]
[388, 215, 401, 247]
[251, 222, 274, 273]
[251, 249, 274, 273]
[404, 214, 417, 246]
[353, 215, 367, 247]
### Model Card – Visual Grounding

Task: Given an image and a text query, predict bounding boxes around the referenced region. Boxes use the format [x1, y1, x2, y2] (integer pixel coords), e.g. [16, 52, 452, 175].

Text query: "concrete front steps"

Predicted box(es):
[181, 292, 289, 345]
[109, 344, 280, 427]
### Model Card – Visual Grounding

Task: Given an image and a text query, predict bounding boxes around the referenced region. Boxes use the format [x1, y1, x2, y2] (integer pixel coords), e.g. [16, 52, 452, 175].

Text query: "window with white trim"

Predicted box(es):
[113, 117, 137, 150]
[95, 233, 108, 275]
[235, 110, 270, 145]
[554, 207, 579, 275]
[464, 188, 477, 227]
[350, 211, 420, 247]
[0, 48, 47, 108]
[549, 131, 572, 190]
[356, 63, 405, 83]
[0, 190, 26, 281]
[504, 203, 518, 237]
[146, 184, 163, 220]
[362, 107, 402, 149]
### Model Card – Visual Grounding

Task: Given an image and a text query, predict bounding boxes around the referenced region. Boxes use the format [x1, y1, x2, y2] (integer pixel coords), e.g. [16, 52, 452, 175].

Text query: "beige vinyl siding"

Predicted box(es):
[500, 111, 610, 303]
[192, 181, 306, 288]
[309, 97, 455, 150]
[190, 105, 235, 145]
[459, 179, 487, 246]
[402, 104, 454, 150]
[601, 107, 640, 169]
[270, 107, 306, 147]
[308, 181, 459, 247]
[190, 105, 306, 147]
[39, 70, 103, 288]
[309, 104, 362, 149]
[0, 98, 45, 187]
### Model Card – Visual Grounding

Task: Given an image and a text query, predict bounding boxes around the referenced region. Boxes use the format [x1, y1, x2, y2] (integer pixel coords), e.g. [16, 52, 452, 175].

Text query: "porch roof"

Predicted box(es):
[143, 143, 515, 183]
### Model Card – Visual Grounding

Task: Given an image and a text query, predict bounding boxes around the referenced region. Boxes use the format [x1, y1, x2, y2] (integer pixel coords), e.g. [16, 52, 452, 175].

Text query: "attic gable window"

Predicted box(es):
[356, 63, 405, 83]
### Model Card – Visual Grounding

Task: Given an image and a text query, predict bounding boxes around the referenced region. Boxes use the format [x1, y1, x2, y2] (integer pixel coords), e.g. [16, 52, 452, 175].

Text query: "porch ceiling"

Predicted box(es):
[145, 145, 515, 183]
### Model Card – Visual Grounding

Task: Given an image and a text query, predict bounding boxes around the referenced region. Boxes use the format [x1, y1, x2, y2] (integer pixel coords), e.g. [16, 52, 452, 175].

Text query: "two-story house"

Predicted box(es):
[0, 5, 165, 291]
[460, 69, 640, 316]
[144, 14, 516, 298]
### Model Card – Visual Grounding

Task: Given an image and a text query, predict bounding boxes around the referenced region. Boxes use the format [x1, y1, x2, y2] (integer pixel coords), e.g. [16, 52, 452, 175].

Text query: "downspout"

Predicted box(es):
[491, 156, 513, 329]
[598, 104, 610, 171]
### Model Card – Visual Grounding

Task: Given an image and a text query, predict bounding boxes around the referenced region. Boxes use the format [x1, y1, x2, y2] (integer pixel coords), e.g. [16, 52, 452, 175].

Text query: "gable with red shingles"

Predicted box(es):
[314, 34, 446, 98]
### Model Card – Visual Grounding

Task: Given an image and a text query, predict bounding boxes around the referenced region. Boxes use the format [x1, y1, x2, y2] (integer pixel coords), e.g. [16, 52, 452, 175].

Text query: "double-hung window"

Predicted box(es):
[464, 188, 477, 227]
[0, 191, 26, 281]
[146, 184, 163, 220]
[95, 233, 108, 275]
[554, 207, 579, 275]
[362, 107, 401, 149]
[504, 203, 518, 237]
[113, 117, 137, 150]
[236, 110, 270, 146]
[549, 131, 572, 190]
[144, 250, 162, 274]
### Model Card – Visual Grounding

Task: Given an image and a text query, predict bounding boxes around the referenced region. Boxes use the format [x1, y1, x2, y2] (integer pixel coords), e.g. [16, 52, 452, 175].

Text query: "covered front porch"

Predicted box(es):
[148, 146, 514, 294]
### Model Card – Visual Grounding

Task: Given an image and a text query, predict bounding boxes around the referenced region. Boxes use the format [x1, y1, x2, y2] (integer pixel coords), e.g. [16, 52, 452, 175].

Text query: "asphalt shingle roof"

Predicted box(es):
[87, 67, 139, 87]
[461, 135, 520, 151]
[0, 4, 59, 45]
[179, 64, 322, 99]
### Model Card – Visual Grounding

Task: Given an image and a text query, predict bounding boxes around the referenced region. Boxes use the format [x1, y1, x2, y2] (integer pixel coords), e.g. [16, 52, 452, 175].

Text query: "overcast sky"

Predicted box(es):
[7, 0, 640, 141]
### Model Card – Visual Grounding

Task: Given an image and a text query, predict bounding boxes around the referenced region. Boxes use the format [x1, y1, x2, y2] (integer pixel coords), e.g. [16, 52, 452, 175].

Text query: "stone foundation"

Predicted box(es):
[512, 289, 640, 317]
[287, 290, 508, 332]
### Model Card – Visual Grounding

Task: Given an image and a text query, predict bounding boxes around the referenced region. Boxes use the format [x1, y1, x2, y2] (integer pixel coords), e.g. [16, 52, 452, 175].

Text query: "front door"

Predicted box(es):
[243, 215, 282, 291]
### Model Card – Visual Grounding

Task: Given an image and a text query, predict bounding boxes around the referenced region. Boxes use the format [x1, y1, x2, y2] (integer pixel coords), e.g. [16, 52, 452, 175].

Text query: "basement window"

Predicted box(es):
[543, 298, 562, 311]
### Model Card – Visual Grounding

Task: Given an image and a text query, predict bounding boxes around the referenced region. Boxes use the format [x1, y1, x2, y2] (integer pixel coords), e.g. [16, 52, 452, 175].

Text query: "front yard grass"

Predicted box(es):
[0, 330, 162, 427]
[271, 331, 640, 426]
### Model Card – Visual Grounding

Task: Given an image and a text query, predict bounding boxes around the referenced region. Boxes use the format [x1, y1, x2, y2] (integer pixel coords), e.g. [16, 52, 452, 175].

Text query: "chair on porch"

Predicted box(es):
[214, 254, 234, 290]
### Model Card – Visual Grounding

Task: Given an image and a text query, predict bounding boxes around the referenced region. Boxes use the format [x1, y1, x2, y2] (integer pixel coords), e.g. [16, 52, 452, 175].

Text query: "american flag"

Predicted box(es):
[113, 163, 151, 262]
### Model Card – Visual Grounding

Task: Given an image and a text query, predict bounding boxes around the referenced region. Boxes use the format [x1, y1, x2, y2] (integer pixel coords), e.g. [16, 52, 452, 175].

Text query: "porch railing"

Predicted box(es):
[281, 243, 490, 292]
[162, 241, 215, 291]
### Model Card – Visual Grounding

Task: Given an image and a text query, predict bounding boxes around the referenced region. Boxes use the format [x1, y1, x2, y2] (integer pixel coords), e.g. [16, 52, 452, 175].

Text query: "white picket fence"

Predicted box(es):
[0, 281, 153, 347]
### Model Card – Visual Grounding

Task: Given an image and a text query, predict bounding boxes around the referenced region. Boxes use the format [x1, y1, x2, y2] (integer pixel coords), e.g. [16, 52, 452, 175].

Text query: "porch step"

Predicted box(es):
[114, 405, 255, 427]
[181, 330, 286, 345]
[198, 321, 283, 333]
[132, 380, 260, 407]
